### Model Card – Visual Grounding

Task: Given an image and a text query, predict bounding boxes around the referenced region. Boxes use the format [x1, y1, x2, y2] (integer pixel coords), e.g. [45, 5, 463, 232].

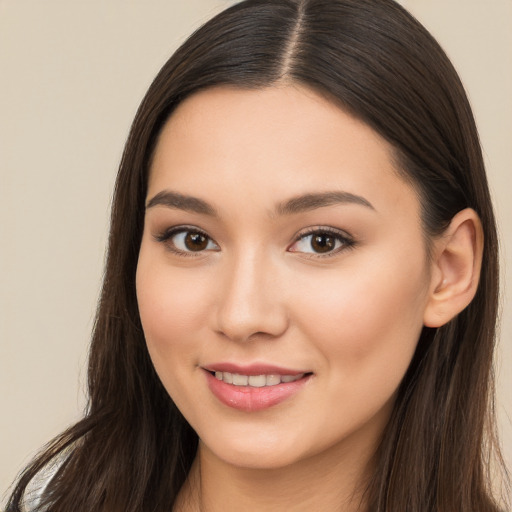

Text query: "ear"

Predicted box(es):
[423, 208, 484, 328]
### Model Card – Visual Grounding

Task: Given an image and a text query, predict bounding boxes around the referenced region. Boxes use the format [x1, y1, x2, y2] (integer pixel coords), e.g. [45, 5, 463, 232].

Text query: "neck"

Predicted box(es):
[175, 435, 377, 512]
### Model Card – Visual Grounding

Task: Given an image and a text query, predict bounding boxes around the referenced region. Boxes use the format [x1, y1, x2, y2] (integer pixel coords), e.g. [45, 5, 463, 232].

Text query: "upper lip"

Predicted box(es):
[202, 362, 309, 376]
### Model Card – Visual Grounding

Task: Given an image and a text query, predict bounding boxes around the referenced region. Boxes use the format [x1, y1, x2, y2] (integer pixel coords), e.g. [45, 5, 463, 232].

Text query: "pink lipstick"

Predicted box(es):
[203, 363, 312, 412]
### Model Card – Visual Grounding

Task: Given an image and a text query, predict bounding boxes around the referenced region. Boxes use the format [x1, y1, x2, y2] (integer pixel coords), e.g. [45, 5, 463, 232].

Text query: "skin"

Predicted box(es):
[135, 85, 480, 511]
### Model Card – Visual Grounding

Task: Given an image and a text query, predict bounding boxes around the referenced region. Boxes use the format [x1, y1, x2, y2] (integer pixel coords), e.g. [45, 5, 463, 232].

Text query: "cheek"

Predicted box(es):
[295, 251, 429, 388]
[135, 252, 212, 378]
[287, 258, 429, 447]
[136, 258, 218, 420]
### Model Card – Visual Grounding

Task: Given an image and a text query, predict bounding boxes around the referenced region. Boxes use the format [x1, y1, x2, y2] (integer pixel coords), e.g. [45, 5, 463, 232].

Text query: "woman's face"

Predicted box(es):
[136, 85, 434, 470]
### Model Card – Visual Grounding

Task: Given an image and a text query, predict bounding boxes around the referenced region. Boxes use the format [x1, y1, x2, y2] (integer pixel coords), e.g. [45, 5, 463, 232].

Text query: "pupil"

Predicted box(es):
[185, 232, 208, 251]
[311, 234, 335, 253]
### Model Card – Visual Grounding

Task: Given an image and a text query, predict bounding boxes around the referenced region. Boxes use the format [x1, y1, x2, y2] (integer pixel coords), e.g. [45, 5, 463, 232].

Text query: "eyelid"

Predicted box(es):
[153, 225, 220, 256]
[152, 224, 354, 257]
[288, 226, 355, 257]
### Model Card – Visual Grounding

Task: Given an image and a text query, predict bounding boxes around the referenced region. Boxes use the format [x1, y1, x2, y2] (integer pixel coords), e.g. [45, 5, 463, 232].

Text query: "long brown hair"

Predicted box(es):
[7, 0, 509, 510]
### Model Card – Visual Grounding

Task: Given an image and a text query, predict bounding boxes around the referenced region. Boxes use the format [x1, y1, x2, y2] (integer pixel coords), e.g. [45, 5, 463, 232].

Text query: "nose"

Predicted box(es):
[214, 251, 289, 343]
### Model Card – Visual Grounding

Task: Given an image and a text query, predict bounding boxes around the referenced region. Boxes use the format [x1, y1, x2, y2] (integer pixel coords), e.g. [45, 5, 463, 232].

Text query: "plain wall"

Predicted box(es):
[1, 0, 510, 502]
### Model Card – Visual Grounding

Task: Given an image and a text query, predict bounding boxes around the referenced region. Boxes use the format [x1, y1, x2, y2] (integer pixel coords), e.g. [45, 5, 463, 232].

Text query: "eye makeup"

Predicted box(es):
[153, 223, 356, 259]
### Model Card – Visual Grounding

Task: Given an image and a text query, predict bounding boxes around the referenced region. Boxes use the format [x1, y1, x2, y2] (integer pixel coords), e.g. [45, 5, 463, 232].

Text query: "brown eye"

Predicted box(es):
[156, 228, 219, 254]
[289, 229, 353, 256]
[184, 232, 209, 251]
[310, 234, 336, 253]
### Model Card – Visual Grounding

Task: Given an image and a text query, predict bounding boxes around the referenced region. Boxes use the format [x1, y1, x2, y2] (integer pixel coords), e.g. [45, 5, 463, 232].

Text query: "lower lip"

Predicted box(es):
[205, 371, 311, 412]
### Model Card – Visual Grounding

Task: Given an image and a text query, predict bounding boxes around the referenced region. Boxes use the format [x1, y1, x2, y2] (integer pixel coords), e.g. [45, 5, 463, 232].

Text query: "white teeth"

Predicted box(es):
[266, 374, 281, 386]
[213, 371, 305, 387]
[232, 374, 249, 386]
[248, 375, 266, 387]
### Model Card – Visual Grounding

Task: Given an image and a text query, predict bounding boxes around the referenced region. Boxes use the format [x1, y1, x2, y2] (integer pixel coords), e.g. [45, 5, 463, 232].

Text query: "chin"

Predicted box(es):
[200, 430, 312, 470]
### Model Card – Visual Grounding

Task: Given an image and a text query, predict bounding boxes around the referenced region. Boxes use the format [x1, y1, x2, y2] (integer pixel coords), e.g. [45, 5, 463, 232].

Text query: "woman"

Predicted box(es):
[6, 0, 509, 510]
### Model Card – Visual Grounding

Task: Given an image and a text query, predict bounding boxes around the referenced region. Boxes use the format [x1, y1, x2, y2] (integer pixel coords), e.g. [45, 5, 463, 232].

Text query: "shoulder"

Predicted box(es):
[22, 458, 63, 512]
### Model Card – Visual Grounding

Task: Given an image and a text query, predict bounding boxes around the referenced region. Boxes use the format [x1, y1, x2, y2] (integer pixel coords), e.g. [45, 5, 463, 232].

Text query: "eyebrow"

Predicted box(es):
[145, 189, 375, 217]
[146, 190, 217, 216]
[276, 191, 375, 215]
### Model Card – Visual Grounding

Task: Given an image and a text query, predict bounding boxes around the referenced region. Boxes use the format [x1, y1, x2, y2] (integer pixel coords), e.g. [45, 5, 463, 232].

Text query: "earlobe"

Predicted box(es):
[423, 208, 484, 328]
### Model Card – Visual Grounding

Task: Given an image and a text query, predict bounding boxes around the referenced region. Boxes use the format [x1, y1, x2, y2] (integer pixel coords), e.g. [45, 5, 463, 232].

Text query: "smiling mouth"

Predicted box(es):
[204, 369, 313, 411]
[209, 371, 308, 388]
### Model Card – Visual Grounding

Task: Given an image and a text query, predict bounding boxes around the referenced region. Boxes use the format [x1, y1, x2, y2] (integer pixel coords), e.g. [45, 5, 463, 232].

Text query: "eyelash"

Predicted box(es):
[289, 227, 356, 258]
[154, 226, 355, 258]
[154, 226, 219, 257]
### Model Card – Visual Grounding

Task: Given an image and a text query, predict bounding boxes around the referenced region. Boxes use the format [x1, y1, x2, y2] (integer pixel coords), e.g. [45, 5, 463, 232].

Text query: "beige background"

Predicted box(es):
[1, 0, 510, 502]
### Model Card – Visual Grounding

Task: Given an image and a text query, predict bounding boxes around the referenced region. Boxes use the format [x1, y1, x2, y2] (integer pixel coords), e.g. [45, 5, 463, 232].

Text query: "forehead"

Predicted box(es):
[148, 85, 420, 219]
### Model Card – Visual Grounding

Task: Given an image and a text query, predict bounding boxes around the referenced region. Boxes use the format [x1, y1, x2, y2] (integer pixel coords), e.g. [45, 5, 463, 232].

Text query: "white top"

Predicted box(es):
[22, 459, 60, 512]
